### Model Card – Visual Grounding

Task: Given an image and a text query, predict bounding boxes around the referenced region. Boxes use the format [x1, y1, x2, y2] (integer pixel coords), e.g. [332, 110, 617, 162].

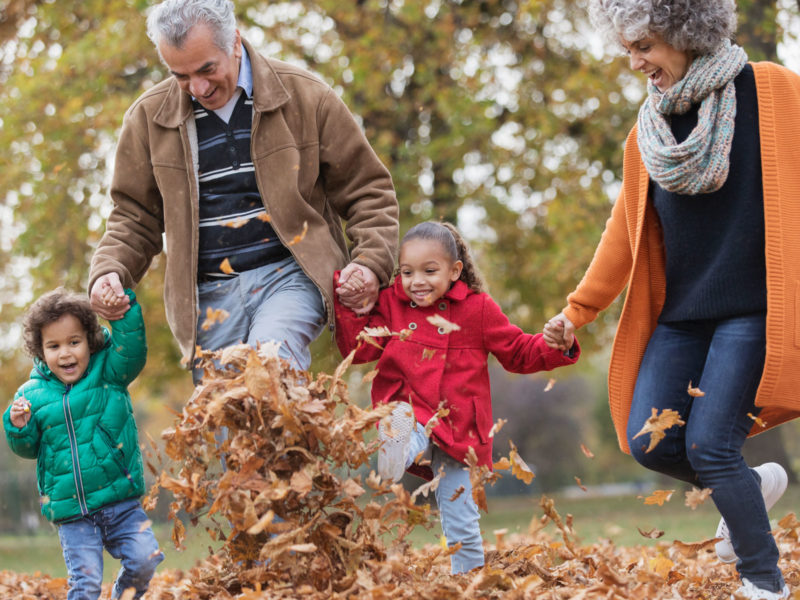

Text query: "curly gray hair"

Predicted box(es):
[589, 0, 738, 55]
[146, 0, 237, 56]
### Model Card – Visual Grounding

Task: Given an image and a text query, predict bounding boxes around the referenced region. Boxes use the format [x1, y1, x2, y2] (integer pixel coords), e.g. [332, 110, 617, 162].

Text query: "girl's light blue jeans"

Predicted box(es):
[407, 424, 484, 574]
[626, 313, 784, 593]
[57, 498, 163, 600]
[194, 256, 327, 383]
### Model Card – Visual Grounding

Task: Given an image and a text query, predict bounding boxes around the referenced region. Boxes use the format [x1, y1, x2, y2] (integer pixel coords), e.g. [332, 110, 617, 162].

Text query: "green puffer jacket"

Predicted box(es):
[3, 290, 147, 522]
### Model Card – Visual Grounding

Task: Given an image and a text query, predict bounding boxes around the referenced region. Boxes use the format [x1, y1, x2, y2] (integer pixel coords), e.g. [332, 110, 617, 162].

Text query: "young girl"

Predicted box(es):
[334, 221, 579, 574]
[3, 287, 163, 600]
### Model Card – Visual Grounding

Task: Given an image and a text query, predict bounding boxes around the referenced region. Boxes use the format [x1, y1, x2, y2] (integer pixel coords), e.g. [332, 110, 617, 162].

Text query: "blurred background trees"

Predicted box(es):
[1, 0, 799, 530]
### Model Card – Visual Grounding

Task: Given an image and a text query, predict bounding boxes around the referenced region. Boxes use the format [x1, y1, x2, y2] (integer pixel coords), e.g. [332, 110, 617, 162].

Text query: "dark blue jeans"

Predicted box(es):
[626, 313, 784, 592]
[57, 499, 164, 600]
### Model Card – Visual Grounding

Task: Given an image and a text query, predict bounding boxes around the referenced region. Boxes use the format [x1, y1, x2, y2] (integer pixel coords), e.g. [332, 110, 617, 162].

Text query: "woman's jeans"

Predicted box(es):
[57, 498, 164, 600]
[626, 313, 784, 592]
[407, 425, 484, 574]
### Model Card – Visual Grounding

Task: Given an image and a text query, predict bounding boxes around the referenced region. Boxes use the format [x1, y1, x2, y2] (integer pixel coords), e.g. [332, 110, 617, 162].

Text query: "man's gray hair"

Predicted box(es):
[589, 0, 738, 55]
[146, 0, 237, 56]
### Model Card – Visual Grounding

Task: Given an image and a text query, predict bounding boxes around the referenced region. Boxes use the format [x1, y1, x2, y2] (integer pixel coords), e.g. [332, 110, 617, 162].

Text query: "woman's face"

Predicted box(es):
[621, 34, 692, 91]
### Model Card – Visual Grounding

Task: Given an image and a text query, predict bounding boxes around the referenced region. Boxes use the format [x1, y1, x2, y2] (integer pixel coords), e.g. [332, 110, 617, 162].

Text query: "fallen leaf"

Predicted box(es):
[632, 408, 686, 453]
[687, 381, 705, 397]
[580, 443, 595, 459]
[543, 378, 556, 392]
[638, 527, 664, 539]
[684, 487, 713, 510]
[574, 476, 587, 492]
[219, 258, 234, 274]
[640, 489, 675, 506]
[426, 313, 460, 333]
[288, 221, 308, 245]
[747, 412, 767, 428]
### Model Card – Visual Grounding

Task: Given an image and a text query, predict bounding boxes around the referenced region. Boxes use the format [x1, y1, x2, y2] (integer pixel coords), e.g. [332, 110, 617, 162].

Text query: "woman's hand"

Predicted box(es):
[9, 395, 31, 428]
[543, 313, 576, 352]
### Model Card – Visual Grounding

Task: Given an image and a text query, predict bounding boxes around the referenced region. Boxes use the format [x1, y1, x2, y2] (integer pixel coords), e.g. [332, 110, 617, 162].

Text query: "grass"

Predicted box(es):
[3, 485, 798, 579]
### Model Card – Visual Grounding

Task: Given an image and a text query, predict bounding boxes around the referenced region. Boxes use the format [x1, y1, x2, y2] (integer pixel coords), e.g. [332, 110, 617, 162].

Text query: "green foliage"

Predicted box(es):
[0, 0, 796, 402]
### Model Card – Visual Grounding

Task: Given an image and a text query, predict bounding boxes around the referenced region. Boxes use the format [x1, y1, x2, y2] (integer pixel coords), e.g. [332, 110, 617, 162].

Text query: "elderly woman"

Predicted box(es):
[544, 1, 800, 598]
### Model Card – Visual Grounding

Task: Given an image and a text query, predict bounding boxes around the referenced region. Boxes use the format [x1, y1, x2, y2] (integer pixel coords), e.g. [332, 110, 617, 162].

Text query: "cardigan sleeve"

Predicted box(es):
[563, 129, 639, 329]
[482, 294, 580, 373]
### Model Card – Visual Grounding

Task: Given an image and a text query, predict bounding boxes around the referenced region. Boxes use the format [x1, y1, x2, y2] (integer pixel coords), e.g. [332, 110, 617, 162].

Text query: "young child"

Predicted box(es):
[3, 286, 163, 600]
[334, 221, 579, 574]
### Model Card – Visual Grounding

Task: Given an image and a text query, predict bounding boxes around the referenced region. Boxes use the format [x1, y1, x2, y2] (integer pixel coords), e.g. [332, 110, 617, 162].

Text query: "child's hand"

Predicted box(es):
[543, 313, 575, 352]
[9, 395, 31, 428]
[337, 269, 365, 295]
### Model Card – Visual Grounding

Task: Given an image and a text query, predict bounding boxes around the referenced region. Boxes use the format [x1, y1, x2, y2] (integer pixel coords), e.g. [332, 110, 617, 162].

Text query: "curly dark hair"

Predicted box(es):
[22, 288, 106, 361]
[400, 221, 486, 294]
[590, 0, 738, 55]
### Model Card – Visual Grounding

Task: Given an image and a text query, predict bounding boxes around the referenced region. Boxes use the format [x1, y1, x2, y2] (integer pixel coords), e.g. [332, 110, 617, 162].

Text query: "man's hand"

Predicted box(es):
[9, 395, 31, 428]
[90, 273, 130, 321]
[337, 263, 379, 314]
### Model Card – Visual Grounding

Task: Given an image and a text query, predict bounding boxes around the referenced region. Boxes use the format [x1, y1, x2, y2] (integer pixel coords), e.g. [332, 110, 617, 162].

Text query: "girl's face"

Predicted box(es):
[621, 34, 691, 92]
[41, 314, 90, 385]
[398, 238, 463, 306]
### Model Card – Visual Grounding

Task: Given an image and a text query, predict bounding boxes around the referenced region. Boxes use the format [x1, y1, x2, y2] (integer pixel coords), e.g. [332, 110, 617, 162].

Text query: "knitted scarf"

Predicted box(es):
[637, 40, 748, 195]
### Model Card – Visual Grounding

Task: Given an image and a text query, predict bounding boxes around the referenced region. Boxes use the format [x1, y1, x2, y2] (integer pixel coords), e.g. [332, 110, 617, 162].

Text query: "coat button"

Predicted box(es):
[410, 301, 418, 308]
[437, 327, 446, 334]
[438, 302, 447, 310]
[409, 322, 417, 330]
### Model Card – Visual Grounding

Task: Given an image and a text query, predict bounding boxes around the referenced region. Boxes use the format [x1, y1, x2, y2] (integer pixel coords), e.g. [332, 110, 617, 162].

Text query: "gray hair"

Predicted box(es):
[146, 0, 237, 56]
[589, 0, 738, 55]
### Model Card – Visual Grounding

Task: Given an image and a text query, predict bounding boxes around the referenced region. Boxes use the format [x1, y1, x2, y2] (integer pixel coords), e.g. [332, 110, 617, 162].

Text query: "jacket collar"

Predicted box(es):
[390, 277, 471, 304]
[152, 38, 291, 129]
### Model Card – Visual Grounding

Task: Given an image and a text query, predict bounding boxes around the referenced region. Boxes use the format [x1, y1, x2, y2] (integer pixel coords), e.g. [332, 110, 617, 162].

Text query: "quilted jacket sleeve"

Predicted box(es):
[102, 289, 148, 386]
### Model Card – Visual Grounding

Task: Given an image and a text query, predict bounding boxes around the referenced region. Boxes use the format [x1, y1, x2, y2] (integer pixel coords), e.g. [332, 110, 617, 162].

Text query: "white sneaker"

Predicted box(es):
[377, 402, 415, 483]
[732, 578, 789, 599]
[716, 462, 788, 563]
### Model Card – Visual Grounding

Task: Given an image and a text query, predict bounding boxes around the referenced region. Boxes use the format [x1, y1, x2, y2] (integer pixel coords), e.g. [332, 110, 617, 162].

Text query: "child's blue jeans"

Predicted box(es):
[57, 498, 164, 600]
[407, 424, 484, 574]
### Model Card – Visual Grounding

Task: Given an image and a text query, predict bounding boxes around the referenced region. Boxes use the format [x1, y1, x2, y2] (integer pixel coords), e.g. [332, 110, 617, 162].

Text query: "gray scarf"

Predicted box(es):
[637, 40, 748, 195]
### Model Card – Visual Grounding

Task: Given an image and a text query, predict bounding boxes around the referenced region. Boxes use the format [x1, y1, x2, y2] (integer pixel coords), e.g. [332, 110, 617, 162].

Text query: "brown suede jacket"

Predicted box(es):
[89, 39, 399, 366]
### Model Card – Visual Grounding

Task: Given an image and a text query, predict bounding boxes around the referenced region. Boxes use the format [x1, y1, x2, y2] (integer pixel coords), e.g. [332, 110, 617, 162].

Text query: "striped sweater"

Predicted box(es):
[563, 61, 800, 453]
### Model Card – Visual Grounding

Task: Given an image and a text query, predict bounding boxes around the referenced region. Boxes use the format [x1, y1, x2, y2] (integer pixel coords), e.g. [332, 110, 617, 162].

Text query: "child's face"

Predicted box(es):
[399, 238, 463, 306]
[41, 314, 90, 385]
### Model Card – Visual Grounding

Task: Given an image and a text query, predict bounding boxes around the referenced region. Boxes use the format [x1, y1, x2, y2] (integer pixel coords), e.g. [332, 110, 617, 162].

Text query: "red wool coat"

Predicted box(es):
[334, 273, 580, 478]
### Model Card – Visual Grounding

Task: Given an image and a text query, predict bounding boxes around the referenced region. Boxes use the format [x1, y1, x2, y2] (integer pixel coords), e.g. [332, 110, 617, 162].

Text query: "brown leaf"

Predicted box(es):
[580, 443, 595, 459]
[684, 487, 713, 510]
[219, 257, 234, 274]
[426, 313, 461, 333]
[637, 527, 665, 539]
[543, 378, 556, 392]
[687, 381, 705, 397]
[200, 306, 230, 331]
[747, 412, 767, 428]
[287, 221, 308, 245]
[640, 489, 675, 506]
[574, 476, 587, 492]
[632, 408, 686, 453]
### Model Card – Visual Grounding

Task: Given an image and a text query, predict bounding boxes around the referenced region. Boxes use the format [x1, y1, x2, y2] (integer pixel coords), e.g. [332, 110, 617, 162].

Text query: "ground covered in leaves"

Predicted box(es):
[3, 343, 799, 599]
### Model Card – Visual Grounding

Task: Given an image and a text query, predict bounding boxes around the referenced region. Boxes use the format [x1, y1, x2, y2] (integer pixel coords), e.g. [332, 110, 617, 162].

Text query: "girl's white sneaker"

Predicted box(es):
[733, 578, 789, 599]
[378, 402, 415, 483]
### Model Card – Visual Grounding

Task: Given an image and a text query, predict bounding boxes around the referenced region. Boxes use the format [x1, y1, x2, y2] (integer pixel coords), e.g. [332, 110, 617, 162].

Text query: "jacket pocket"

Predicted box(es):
[473, 397, 493, 445]
[97, 425, 133, 486]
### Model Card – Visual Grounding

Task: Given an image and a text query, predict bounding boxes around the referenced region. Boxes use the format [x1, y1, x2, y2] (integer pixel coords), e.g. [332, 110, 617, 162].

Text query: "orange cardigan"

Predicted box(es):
[564, 61, 800, 453]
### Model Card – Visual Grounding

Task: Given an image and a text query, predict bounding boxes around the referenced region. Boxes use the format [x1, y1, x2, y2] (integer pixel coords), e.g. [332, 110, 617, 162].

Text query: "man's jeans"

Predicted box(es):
[626, 313, 784, 593]
[195, 256, 327, 383]
[407, 425, 484, 574]
[57, 499, 164, 600]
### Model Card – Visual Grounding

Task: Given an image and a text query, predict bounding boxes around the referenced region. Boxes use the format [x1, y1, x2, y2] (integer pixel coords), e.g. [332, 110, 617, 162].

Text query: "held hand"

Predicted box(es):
[337, 263, 379, 314]
[90, 273, 130, 321]
[543, 312, 576, 352]
[9, 396, 31, 428]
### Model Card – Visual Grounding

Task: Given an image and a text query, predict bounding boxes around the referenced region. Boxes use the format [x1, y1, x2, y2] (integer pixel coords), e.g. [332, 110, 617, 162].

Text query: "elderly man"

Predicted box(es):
[89, 0, 398, 378]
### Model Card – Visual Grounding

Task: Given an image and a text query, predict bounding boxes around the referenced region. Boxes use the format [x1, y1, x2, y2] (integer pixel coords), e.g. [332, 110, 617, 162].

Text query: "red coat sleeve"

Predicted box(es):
[333, 271, 391, 363]
[480, 294, 580, 373]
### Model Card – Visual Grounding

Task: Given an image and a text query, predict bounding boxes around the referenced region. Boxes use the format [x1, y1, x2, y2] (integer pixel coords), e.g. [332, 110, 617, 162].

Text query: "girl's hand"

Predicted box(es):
[337, 263, 379, 314]
[543, 313, 575, 352]
[9, 396, 31, 428]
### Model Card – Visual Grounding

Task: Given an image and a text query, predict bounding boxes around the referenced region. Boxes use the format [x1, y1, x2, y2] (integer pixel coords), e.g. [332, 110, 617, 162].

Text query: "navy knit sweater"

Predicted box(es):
[653, 64, 766, 322]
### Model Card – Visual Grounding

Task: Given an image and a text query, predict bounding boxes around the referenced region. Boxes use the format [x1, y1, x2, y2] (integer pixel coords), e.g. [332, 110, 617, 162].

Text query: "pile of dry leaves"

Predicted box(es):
[3, 344, 800, 599]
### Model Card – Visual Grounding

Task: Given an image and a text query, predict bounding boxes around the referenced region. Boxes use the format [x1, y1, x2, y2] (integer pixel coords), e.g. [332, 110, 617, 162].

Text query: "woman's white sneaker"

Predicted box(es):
[377, 402, 415, 483]
[715, 462, 788, 563]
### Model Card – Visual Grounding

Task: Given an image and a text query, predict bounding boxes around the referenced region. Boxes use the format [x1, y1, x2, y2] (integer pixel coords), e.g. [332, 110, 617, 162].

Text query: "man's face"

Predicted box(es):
[159, 22, 242, 111]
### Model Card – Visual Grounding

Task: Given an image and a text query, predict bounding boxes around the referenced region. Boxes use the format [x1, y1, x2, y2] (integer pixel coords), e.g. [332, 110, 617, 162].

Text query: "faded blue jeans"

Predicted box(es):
[195, 256, 327, 383]
[57, 498, 164, 600]
[407, 424, 484, 574]
[626, 313, 784, 593]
